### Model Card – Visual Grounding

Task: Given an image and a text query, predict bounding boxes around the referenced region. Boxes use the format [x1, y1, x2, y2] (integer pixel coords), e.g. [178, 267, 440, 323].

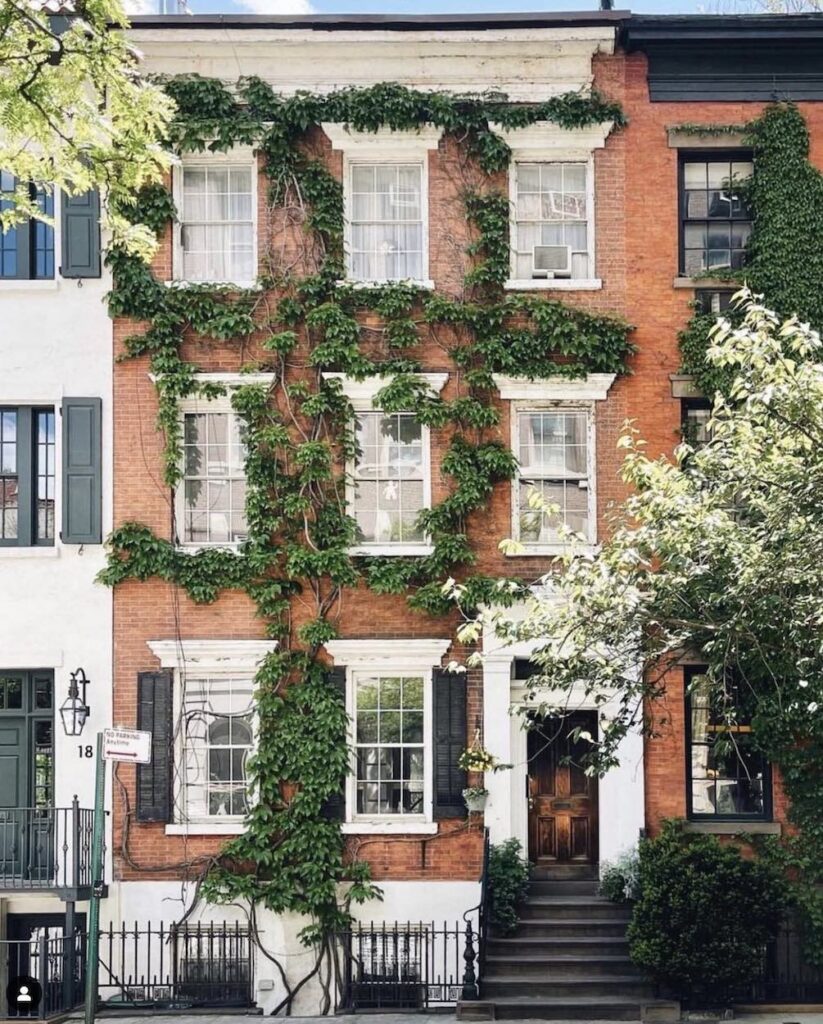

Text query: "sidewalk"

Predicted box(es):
[71, 1013, 823, 1024]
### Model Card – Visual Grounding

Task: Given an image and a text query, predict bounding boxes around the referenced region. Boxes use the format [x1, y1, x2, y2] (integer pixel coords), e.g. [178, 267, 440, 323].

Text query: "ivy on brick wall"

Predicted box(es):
[679, 104, 823, 395]
[101, 74, 632, 993]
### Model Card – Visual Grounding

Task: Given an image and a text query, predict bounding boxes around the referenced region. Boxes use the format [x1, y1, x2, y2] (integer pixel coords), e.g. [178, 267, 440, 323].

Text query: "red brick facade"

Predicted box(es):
[111, 36, 801, 887]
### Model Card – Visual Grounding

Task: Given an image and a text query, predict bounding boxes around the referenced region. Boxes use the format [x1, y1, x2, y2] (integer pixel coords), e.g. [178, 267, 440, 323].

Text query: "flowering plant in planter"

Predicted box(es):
[458, 735, 510, 774]
[463, 786, 489, 813]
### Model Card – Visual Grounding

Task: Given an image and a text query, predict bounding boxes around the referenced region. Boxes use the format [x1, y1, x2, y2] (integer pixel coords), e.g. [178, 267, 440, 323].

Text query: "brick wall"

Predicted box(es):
[112, 47, 805, 882]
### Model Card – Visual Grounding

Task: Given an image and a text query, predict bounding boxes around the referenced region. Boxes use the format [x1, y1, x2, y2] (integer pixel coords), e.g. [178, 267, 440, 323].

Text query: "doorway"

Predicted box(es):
[527, 711, 598, 868]
[5, 913, 86, 1017]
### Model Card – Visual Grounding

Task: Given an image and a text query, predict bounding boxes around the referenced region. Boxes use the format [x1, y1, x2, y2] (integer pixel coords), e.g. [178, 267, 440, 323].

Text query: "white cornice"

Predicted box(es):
[322, 123, 443, 152]
[325, 638, 451, 670]
[493, 373, 616, 401]
[148, 639, 278, 672]
[490, 120, 614, 156]
[323, 372, 448, 405]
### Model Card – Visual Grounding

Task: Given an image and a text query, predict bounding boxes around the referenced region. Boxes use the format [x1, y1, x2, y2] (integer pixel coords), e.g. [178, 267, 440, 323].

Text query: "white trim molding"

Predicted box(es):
[494, 372, 616, 401]
[150, 372, 276, 390]
[148, 639, 278, 673]
[325, 637, 451, 670]
[322, 124, 443, 153]
[323, 372, 448, 406]
[490, 120, 613, 156]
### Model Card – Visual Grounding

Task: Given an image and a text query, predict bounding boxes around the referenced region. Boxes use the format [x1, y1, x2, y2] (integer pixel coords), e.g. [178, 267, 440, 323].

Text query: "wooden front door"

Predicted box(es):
[527, 711, 598, 866]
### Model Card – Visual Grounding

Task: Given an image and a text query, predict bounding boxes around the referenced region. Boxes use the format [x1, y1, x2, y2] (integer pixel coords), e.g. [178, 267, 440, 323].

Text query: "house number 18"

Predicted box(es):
[78, 745, 94, 758]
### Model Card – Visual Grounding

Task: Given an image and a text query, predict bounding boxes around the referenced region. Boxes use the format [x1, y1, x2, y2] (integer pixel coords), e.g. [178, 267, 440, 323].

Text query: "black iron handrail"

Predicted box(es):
[460, 825, 490, 1001]
[0, 799, 93, 891]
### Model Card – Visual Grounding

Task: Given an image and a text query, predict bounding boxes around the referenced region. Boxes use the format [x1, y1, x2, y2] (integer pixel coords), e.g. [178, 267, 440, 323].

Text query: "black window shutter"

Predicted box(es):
[60, 189, 101, 278]
[62, 398, 102, 544]
[136, 671, 174, 822]
[433, 668, 468, 820]
[320, 667, 348, 821]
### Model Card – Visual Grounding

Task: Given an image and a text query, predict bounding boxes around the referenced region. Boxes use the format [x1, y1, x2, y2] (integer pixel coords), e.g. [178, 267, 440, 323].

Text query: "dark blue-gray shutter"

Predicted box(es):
[136, 671, 174, 823]
[433, 668, 468, 820]
[60, 189, 101, 278]
[320, 667, 348, 821]
[61, 398, 102, 544]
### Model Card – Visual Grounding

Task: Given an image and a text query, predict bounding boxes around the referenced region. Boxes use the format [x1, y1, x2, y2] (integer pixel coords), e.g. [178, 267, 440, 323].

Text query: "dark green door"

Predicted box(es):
[0, 673, 54, 883]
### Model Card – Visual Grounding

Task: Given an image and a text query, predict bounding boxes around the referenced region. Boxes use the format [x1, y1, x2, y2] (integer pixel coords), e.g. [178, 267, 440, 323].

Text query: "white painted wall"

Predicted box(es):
[128, 26, 616, 102]
[0, 218, 114, 886]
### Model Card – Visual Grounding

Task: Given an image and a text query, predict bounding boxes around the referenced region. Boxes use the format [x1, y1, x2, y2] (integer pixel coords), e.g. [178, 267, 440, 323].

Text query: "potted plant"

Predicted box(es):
[458, 731, 511, 775]
[463, 786, 489, 813]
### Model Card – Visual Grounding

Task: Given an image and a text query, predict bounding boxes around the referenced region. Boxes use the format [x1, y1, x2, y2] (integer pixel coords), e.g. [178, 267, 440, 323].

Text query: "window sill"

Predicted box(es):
[165, 822, 245, 836]
[672, 277, 739, 290]
[342, 820, 438, 835]
[0, 546, 60, 559]
[176, 543, 244, 554]
[165, 279, 262, 292]
[350, 545, 434, 557]
[0, 279, 59, 291]
[683, 820, 781, 835]
[504, 544, 597, 557]
[504, 278, 602, 292]
[336, 279, 436, 291]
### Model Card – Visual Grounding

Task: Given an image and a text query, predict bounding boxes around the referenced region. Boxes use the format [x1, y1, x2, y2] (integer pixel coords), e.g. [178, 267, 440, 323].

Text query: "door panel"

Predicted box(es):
[528, 712, 598, 866]
[0, 720, 26, 877]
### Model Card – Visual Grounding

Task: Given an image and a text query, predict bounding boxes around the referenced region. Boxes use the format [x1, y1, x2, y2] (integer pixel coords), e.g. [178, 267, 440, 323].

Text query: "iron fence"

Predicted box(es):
[746, 913, 823, 1003]
[97, 921, 254, 1010]
[0, 803, 93, 891]
[2, 932, 85, 1019]
[335, 919, 478, 1011]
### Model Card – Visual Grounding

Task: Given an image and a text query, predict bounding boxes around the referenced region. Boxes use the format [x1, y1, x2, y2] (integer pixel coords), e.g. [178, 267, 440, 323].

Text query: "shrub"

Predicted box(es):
[599, 847, 641, 903]
[488, 839, 530, 934]
[628, 820, 787, 1006]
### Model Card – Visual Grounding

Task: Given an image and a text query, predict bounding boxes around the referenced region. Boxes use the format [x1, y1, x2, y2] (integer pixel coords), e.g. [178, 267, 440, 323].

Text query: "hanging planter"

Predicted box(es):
[463, 786, 489, 813]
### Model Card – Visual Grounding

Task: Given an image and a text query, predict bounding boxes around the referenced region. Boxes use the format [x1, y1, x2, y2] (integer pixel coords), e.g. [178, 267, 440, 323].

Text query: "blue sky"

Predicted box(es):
[182, 0, 717, 19]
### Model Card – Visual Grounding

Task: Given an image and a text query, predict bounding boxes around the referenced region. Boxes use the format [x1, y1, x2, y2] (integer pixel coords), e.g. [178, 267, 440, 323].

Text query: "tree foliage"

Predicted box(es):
[0, 0, 173, 257]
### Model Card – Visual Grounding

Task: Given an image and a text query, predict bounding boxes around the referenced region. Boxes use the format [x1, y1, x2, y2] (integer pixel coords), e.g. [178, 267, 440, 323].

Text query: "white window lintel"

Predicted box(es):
[491, 120, 613, 156]
[322, 123, 443, 153]
[323, 371, 448, 407]
[148, 639, 278, 673]
[494, 373, 616, 402]
[325, 638, 451, 671]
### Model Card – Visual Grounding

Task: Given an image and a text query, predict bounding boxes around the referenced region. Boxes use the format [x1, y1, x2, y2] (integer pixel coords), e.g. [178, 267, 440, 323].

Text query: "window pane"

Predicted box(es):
[181, 411, 247, 544]
[514, 161, 590, 279]
[179, 162, 254, 283]
[347, 163, 423, 282]
[36, 410, 55, 542]
[680, 157, 752, 276]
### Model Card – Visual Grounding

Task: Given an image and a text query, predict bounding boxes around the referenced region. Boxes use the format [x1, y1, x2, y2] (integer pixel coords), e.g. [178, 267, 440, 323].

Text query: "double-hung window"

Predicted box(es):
[181, 675, 254, 821]
[175, 154, 256, 286]
[681, 398, 712, 448]
[680, 155, 753, 277]
[354, 673, 426, 817]
[1, 173, 55, 280]
[0, 407, 55, 547]
[352, 411, 429, 552]
[512, 162, 590, 281]
[348, 163, 425, 282]
[514, 407, 594, 547]
[178, 403, 247, 547]
[686, 665, 771, 821]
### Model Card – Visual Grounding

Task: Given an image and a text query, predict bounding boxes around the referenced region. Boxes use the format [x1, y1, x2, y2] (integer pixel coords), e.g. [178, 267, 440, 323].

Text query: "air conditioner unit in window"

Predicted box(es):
[532, 244, 572, 279]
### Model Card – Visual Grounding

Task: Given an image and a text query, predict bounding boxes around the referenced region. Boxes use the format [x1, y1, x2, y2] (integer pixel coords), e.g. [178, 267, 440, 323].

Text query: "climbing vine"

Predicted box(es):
[100, 73, 632, 988]
[679, 103, 823, 395]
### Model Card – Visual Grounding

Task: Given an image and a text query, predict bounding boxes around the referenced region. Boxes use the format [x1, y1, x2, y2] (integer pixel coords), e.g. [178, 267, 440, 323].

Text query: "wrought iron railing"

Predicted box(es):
[3, 932, 86, 1019]
[745, 913, 823, 1003]
[0, 801, 93, 891]
[97, 921, 254, 1009]
[335, 920, 475, 1011]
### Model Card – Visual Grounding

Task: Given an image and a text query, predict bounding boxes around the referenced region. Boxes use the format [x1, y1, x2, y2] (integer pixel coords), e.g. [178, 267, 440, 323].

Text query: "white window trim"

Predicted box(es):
[490, 121, 611, 293]
[324, 373, 446, 557]
[322, 124, 442, 289]
[325, 637, 450, 833]
[509, 400, 598, 556]
[148, 638, 276, 834]
[172, 147, 259, 289]
[172, 373, 275, 552]
[493, 373, 616, 402]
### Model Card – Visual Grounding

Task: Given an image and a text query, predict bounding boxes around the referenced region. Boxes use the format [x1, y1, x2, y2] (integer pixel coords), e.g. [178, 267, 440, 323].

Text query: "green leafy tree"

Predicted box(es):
[0, 0, 173, 257]
[453, 291, 823, 956]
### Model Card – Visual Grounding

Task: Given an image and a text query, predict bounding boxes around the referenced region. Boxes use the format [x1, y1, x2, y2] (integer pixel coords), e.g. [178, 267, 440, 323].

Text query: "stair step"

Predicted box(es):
[490, 995, 645, 1020]
[485, 954, 636, 977]
[488, 936, 630, 957]
[483, 976, 654, 999]
[512, 919, 630, 937]
[530, 865, 598, 881]
[518, 901, 631, 922]
[528, 880, 599, 896]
